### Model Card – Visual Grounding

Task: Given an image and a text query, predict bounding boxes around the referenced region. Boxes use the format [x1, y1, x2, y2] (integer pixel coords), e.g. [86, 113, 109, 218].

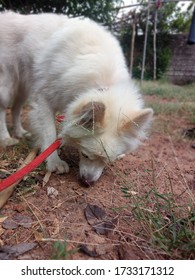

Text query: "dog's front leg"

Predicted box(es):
[12, 94, 31, 139]
[29, 101, 69, 174]
[0, 105, 19, 146]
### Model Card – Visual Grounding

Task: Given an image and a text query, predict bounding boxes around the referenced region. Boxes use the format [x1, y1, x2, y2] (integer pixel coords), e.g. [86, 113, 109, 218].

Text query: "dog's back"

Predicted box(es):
[0, 12, 68, 87]
[0, 12, 128, 106]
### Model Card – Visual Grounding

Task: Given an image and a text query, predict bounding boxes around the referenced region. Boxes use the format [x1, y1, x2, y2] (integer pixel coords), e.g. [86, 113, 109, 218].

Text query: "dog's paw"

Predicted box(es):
[0, 137, 19, 147]
[47, 158, 70, 174]
[22, 130, 32, 139]
[117, 153, 125, 160]
[15, 128, 31, 139]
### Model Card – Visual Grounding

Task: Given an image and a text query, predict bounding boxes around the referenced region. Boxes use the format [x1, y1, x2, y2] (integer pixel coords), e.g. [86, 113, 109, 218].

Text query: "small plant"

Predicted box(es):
[120, 157, 195, 260]
[130, 189, 195, 259]
[52, 239, 78, 260]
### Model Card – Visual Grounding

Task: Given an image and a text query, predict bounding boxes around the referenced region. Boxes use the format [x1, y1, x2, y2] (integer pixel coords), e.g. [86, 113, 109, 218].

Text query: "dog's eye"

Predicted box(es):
[81, 152, 89, 159]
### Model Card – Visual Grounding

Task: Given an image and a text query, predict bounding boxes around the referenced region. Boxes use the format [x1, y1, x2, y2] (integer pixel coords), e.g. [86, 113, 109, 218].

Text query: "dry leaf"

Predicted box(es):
[93, 220, 117, 235]
[0, 171, 8, 179]
[0, 242, 37, 259]
[126, 190, 138, 196]
[2, 214, 32, 229]
[2, 218, 18, 229]
[33, 230, 44, 242]
[52, 218, 60, 236]
[13, 214, 32, 228]
[79, 245, 98, 257]
[0, 216, 7, 223]
[84, 204, 106, 225]
[0, 226, 5, 236]
[79, 244, 113, 257]
[84, 204, 117, 235]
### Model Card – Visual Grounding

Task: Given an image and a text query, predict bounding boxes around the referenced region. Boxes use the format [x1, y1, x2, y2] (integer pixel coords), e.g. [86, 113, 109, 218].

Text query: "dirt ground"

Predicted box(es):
[0, 96, 194, 260]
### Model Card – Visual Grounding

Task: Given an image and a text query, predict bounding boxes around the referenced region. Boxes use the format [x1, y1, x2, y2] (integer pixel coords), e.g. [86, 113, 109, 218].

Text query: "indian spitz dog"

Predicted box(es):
[0, 12, 153, 186]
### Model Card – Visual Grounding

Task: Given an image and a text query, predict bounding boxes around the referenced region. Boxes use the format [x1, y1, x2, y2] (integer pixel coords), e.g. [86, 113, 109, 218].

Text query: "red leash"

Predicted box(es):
[0, 138, 62, 192]
[56, 115, 65, 122]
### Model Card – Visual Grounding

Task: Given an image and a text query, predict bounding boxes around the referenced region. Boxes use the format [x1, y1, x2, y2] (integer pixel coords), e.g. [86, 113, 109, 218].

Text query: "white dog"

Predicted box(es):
[0, 12, 153, 185]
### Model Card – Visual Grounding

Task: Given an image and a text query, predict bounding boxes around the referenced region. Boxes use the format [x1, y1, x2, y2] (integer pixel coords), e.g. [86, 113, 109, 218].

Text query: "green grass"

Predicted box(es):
[118, 158, 195, 260]
[140, 81, 195, 122]
[141, 81, 195, 102]
[124, 188, 195, 259]
[146, 101, 195, 117]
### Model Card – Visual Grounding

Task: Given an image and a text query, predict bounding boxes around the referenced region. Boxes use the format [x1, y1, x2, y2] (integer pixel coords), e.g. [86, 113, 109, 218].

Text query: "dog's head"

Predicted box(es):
[60, 87, 153, 186]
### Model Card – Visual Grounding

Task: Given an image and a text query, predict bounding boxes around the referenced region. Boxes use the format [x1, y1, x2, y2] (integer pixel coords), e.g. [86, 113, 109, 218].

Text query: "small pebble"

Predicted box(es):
[47, 186, 58, 198]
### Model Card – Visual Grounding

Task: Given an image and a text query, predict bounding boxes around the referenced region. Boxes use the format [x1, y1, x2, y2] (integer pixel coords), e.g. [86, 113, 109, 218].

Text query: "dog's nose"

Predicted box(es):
[80, 175, 94, 187]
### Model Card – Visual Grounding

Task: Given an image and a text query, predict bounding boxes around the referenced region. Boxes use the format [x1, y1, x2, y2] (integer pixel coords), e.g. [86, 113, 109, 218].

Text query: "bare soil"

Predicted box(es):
[0, 97, 194, 260]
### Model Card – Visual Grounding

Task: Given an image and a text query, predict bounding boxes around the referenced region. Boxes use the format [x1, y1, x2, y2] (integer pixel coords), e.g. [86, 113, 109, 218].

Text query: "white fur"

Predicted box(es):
[0, 12, 153, 184]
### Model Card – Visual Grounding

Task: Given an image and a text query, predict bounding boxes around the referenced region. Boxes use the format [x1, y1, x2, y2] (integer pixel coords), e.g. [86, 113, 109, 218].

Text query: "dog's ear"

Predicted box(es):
[122, 108, 153, 135]
[78, 101, 106, 130]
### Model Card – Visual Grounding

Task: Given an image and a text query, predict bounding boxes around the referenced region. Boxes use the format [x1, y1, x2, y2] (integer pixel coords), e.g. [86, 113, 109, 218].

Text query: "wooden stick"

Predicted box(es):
[0, 148, 38, 209]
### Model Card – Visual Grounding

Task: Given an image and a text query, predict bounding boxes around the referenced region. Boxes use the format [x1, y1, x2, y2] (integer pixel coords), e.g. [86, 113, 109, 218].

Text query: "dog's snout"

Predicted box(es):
[80, 175, 94, 187]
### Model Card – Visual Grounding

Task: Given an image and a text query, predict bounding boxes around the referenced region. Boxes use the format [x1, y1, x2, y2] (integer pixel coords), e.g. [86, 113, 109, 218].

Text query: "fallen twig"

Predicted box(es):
[0, 148, 38, 209]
